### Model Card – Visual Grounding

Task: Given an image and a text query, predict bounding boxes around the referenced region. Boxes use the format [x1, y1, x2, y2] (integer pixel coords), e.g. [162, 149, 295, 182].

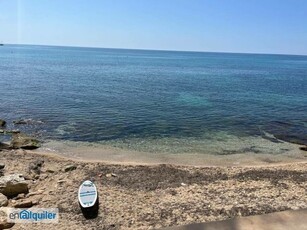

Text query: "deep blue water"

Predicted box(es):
[0, 45, 306, 152]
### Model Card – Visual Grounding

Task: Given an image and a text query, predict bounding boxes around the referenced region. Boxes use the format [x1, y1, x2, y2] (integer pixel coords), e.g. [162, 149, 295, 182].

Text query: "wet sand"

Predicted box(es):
[0, 148, 306, 229]
[39, 139, 307, 167]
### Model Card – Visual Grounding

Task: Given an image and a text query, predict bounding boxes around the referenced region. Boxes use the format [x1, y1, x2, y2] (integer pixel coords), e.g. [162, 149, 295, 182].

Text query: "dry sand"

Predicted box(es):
[0, 149, 306, 229]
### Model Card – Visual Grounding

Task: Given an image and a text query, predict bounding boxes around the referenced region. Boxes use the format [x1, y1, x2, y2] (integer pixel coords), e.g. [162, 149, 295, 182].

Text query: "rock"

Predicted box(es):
[64, 165, 76, 172]
[0, 207, 14, 229]
[13, 119, 28, 125]
[0, 163, 5, 170]
[14, 193, 25, 200]
[10, 133, 40, 150]
[181, 183, 187, 186]
[0, 174, 29, 198]
[13, 119, 43, 125]
[0, 143, 11, 151]
[299, 146, 307, 151]
[13, 200, 33, 208]
[29, 159, 44, 174]
[45, 168, 56, 173]
[0, 194, 8, 207]
[0, 120, 6, 127]
[106, 173, 112, 178]
[4, 130, 20, 134]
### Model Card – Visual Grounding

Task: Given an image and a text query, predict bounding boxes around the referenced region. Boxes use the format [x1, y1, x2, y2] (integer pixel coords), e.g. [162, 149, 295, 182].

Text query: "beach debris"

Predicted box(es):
[0, 120, 6, 127]
[0, 174, 29, 198]
[299, 146, 307, 151]
[0, 207, 14, 229]
[10, 133, 40, 150]
[29, 159, 44, 174]
[0, 194, 8, 207]
[64, 164, 77, 172]
[78, 180, 99, 219]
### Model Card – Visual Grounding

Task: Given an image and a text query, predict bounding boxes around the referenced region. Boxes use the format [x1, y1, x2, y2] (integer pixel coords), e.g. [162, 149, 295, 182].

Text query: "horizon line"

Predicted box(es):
[4, 43, 307, 57]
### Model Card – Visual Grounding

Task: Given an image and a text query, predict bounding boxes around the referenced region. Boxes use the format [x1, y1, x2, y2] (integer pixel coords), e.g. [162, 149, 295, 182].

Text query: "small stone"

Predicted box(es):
[106, 173, 112, 178]
[181, 183, 187, 186]
[13, 200, 33, 208]
[14, 193, 25, 200]
[45, 167, 56, 173]
[0, 194, 8, 207]
[57, 180, 66, 184]
[64, 165, 77, 172]
[0, 163, 5, 170]
[111, 173, 117, 177]
[0, 207, 15, 229]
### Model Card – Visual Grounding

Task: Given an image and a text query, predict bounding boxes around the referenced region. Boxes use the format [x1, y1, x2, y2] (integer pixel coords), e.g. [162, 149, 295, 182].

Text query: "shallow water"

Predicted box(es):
[0, 45, 306, 158]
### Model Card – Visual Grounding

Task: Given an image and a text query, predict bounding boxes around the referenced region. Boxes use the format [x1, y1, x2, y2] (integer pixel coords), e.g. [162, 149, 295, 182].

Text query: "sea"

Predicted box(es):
[0, 45, 306, 164]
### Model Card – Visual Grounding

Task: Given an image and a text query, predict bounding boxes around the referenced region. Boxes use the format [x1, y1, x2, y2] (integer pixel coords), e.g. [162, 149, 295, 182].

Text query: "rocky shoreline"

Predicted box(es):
[0, 118, 307, 229]
[0, 148, 306, 229]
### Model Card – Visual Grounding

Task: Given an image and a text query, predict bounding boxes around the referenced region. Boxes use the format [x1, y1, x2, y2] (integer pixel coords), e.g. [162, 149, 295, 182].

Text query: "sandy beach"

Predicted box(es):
[0, 148, 306, 229]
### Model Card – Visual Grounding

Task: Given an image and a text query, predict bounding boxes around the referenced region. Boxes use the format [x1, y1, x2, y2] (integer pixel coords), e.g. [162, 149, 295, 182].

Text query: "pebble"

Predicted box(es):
[64, 165, 77, 172]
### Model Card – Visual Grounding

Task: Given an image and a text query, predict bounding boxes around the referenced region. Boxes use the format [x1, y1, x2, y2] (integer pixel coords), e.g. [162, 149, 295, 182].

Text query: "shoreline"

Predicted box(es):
[0, 149, 306, 229]
[35, 139, 307, 167]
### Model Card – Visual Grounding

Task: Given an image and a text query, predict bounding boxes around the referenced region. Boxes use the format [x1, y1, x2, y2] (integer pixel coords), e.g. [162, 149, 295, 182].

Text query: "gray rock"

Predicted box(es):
[0, 194, 8, 207]
[64, 164, 77, 172]
[10, 133, 40, 150]
[0, 207, 15, 229]
[0, 174, 29, 198]
[0, 120, 6, 127]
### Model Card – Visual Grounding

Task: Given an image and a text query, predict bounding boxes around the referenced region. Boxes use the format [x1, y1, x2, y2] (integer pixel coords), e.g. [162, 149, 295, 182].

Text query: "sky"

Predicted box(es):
[1, 0, 307, 55]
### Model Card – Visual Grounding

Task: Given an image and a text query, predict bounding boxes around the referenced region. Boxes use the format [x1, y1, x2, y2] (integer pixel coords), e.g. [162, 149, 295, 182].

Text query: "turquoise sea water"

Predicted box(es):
[0, 45, 306, 156]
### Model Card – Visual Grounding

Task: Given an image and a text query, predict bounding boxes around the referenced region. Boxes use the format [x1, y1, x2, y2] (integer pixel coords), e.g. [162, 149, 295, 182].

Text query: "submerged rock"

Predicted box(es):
[0, 174, 29, 198]
[10, 133, 40, 150]
[13, 119, 43, 125]
[0, 120, 6, 127]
